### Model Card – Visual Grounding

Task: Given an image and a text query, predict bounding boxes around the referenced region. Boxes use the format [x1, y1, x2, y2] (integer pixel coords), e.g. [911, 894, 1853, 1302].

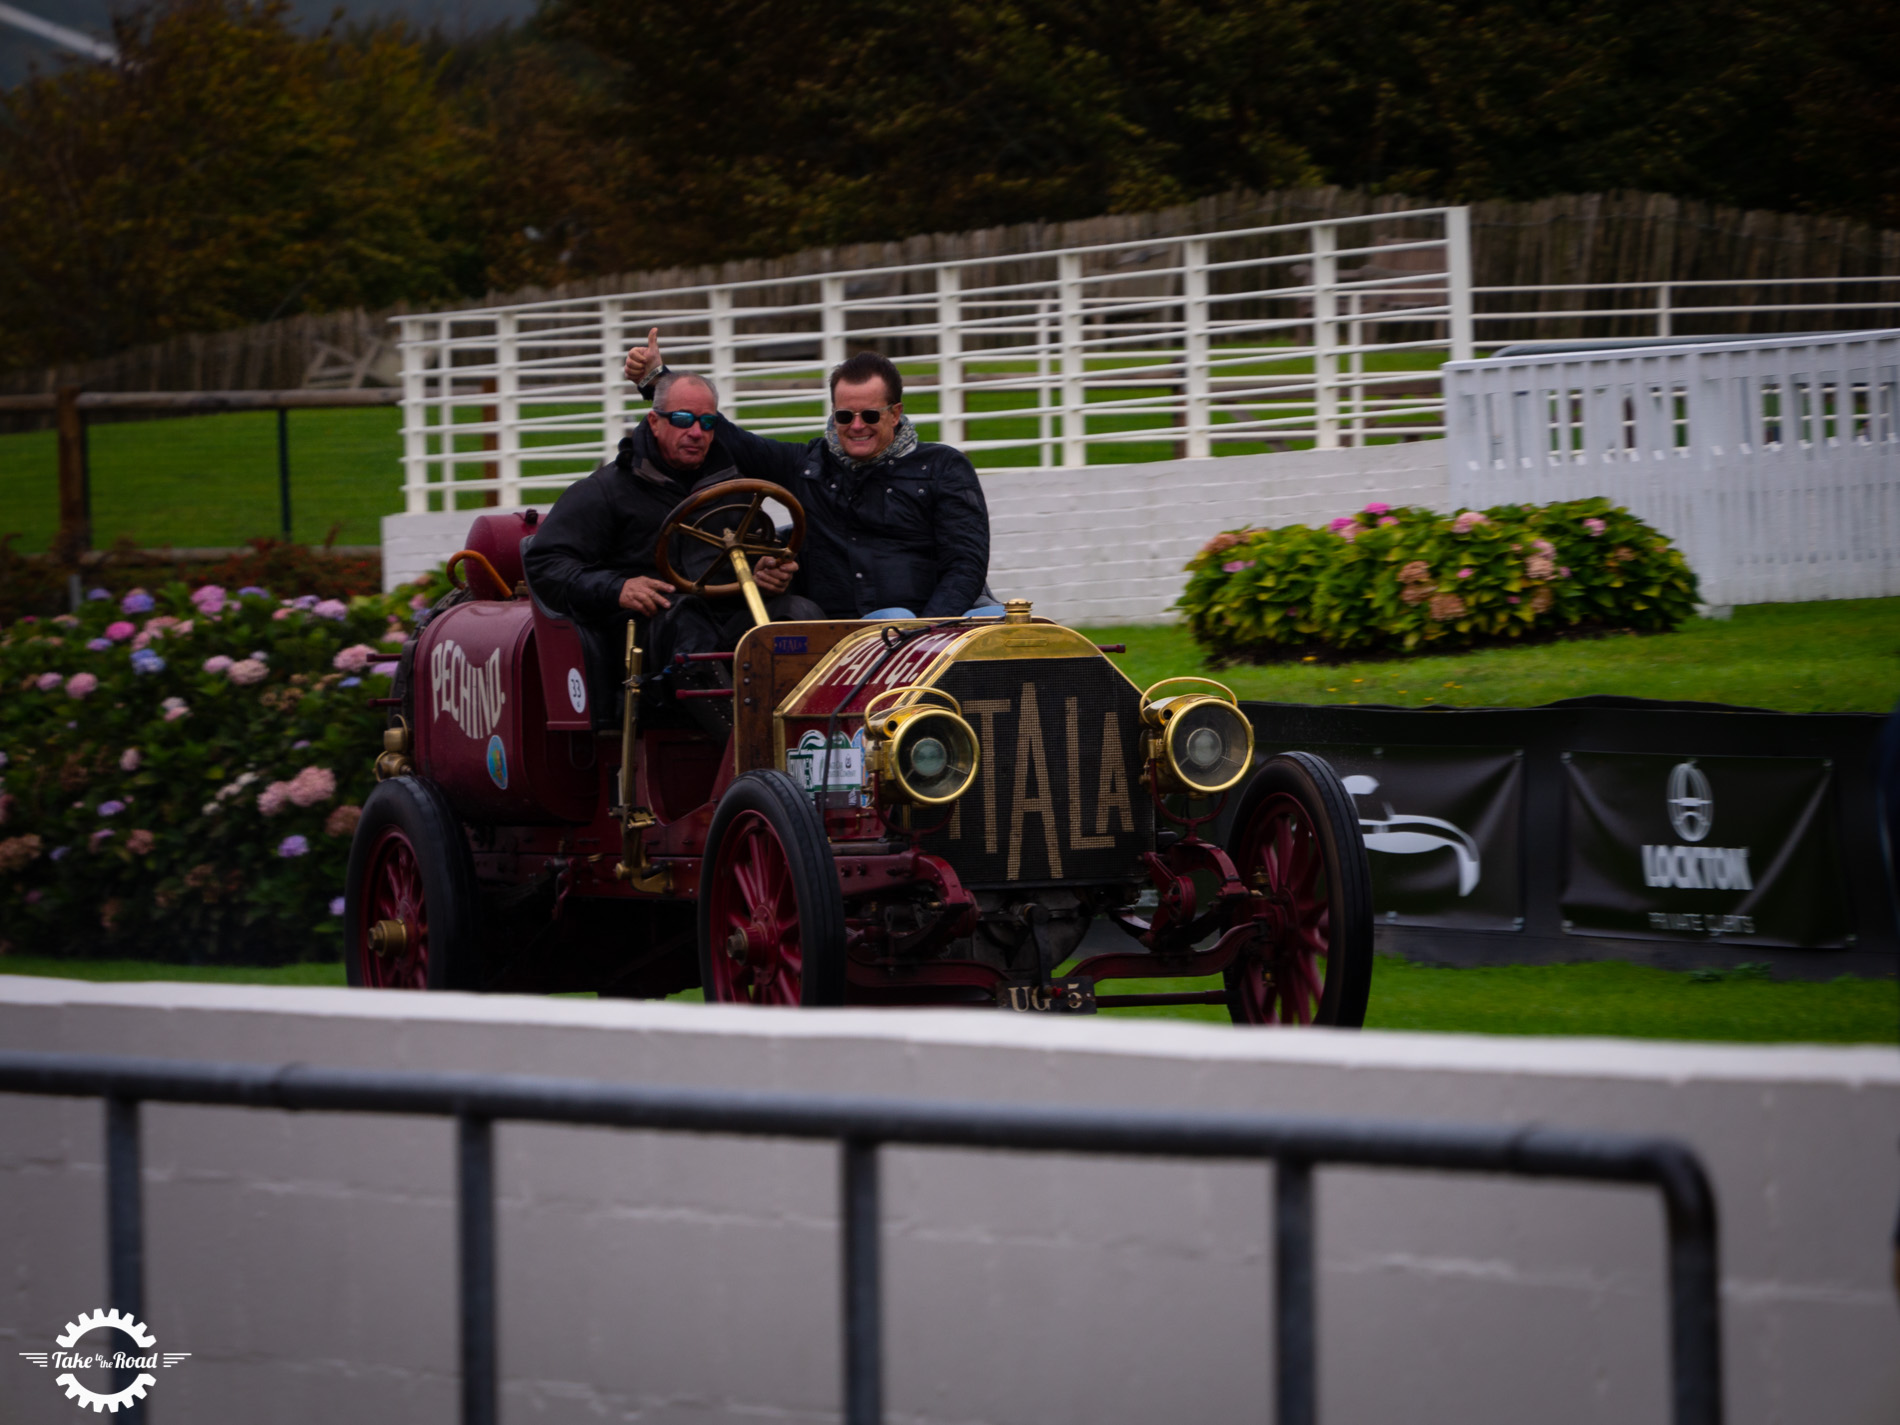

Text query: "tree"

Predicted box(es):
[0, 0, 481, 370]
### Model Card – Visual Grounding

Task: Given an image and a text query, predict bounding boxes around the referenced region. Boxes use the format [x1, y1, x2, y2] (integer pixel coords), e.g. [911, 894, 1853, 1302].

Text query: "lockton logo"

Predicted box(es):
[1667, 761, 1714, 842]
[18, 1308, 190, 1413]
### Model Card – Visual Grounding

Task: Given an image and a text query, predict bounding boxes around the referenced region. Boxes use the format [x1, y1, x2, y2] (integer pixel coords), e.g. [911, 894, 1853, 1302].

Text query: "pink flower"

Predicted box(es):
[227, 659, 268, 686]
[143, 615, 180, 635]
[1557, 566, 1572, 579]
[119, 747, 141, 772]
[409, 593, 430, 611]
[130, 632, 153, 651]
[311, 599, 348, 621]
[105, 620, 135, 641]
[272, 608, 292, 621]
[287, 766, 336, 808]
[1507, 595, 1521, 604]
[1455, 568, 1472, 579]
[35, 672, 62, 692]
[1378, 516, 1398, 527]
[1362, 502, 1391, 515]
[333, 644, 377, 674]
[1326, 515, 1357, 533]
[370, 662, 399, 678]
[65, 672, 98, 698]
[258, 782, 290, 816]
[203, 655, 233, 675]
[161, 696, 190, 722]
[190, 585, 226, 614]
[325, 804, 362, 837]
[174, 619, 194, 636]
[88, 828, 115, 851]
[1451, 510, 1488, 534]
[1533, 538, 1555, 556]
[126, 829, 155, 855]
[1221, 559, 1254, 573]
[1582, 517, 1606, 536]
[1335, 525, 1358, 542]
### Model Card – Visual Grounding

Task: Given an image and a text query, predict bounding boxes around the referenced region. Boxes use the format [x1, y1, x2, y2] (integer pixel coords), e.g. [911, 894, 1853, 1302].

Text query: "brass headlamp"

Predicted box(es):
[863, 687, 980, 806]
[1139, 678, 1253, 795]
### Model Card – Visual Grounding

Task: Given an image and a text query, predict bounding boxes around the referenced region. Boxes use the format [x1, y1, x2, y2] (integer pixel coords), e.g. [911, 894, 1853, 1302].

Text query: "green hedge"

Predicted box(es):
[0, 580, 436, 962]
[1177, 497, 1700, 662]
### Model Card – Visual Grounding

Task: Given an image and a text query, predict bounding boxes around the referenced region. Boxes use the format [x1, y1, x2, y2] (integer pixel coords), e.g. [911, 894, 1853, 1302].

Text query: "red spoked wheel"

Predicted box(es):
[358, 827, 430, 988]
[1221, 752, 1373, 1027]
[344, 776, 478, 991]
[698, 770, 845, 1006]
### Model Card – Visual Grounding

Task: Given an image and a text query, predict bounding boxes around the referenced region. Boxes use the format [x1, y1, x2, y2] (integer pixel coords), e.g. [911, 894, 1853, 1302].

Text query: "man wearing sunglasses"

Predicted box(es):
[624, 331, 995, 622]
[523, 369, 821, 736]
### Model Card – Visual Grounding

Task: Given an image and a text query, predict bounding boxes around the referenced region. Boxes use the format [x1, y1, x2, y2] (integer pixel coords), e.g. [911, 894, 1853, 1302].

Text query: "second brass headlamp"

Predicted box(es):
[1139, 678, 1254, 795]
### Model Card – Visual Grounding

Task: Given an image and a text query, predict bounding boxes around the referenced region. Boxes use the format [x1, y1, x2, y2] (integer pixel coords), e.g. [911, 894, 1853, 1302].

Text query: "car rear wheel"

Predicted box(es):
[344, 776, 479, 991]
[1221, 752, 1373, 1027]
[698, 770, 846, 1006]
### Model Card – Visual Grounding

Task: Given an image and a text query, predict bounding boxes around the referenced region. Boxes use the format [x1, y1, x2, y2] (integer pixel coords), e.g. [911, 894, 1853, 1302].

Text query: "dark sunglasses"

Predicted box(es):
[656, 409, 717, 431]
[832, 406, 892, 427]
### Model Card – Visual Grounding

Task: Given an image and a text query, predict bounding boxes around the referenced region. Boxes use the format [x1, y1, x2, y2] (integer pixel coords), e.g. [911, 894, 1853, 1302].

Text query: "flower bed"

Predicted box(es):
[0, 580, 435, 962]
[1177, 498, 1700, 662]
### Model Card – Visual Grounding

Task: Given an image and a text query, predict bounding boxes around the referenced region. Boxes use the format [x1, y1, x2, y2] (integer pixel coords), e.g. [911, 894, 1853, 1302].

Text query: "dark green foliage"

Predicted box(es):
[1177, 498, 1700, 662]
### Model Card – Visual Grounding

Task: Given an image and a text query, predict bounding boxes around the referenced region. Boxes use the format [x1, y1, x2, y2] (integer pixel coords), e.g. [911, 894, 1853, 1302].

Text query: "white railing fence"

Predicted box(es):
[394, 208, 1472, 511]
[1473, 275, 1900, 345]
[1444, 330, 1900, 605]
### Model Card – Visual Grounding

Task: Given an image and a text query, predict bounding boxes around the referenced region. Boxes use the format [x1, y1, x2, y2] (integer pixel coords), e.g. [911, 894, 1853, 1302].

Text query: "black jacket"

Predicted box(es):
[711, 417, 991, 619]
[522, 421, 740, 621]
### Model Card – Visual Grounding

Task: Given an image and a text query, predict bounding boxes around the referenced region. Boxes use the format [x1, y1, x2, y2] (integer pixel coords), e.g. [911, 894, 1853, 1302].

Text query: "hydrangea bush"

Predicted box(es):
[1177, 497, 1699, 662]
[0, 581, 434, 961]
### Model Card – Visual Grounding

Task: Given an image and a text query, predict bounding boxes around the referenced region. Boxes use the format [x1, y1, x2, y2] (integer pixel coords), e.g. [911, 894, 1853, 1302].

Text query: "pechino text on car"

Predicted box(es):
[346, 478, 1373, 1025]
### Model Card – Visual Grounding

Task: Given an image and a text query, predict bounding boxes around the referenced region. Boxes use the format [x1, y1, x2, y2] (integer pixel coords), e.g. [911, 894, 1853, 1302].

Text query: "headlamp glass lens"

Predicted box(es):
[910, 736, 948, 779]
[1165, 700, 1251, 793]
[1184, 726, 1223, 769]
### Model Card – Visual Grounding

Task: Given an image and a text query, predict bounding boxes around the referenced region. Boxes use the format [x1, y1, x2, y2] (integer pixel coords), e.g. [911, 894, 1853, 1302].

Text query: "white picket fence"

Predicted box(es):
[393, 207, 1473, 511]
[1443, 331, 1900, 605]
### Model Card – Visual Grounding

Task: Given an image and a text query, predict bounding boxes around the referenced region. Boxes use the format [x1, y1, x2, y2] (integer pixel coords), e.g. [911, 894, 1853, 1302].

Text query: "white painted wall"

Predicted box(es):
[2, 977, 1895, 1425]
[382, 440, 1455, 625]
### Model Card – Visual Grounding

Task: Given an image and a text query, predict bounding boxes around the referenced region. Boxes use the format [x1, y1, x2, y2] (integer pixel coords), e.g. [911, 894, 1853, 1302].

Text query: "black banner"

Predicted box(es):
[1302, 745, 1523, 930]
[1245, 697, 1894, 972]
[1561, 752, 1848, 948]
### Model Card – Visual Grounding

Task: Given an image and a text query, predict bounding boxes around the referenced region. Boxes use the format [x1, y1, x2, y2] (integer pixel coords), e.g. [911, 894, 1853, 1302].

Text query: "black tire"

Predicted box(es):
[697, 770, 847, 1006]
[344, 775, 480, 991]
[1219, 751, 1374, 1027]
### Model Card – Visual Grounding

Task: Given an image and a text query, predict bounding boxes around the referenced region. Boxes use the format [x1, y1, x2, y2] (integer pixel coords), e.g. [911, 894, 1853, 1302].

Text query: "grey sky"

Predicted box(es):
[1, 0, 540, 86]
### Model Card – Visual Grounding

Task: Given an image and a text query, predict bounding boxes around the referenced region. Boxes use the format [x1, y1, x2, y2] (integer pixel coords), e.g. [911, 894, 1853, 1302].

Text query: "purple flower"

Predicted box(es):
[370, 661, 399, 678]
[87, 587, 111, 601]
[339, 676, 362, 688]
[190, 585, 227, 614]
[89, 828, 115, 850]
[292, 739, 310, 750]
[311, 599, 348, 621]
[35, 672, 62, 692]
[1362, 502, 1391, 515]
[1456, 568, 1473, 579]
[120, 589, 155, 614]
[278, 834, 309, 858]
[98, 800, 125, 817]
[1582, 517, 1607, 536]
[249, 650, 269, 662]
[105, 620, 135, 641]
[1221, 559, 1254, 573]
[238, 585, 268, 597]
[87, 638, 112, 652]
[293, 595, 319, 610]
[329, 896, 346, 916]
[1557, 566, 1572, 578]
[129, 649, 165, 675]
[49, 845, 69, 861]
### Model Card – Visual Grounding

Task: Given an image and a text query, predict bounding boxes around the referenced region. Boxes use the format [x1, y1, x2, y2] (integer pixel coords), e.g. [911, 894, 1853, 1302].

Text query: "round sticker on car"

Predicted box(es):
[486, 734, 509, 789]
[566, 668, 586, 714]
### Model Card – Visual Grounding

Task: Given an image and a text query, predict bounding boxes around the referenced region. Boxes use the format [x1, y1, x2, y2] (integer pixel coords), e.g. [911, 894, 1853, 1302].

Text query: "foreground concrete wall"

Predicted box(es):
[0, 978, 1894, 1425]
[382, 441, 1454, 623]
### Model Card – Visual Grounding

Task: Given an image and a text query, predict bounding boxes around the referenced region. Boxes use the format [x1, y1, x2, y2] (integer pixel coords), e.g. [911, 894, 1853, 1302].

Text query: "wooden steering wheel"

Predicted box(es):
[653, 479, 807, 613]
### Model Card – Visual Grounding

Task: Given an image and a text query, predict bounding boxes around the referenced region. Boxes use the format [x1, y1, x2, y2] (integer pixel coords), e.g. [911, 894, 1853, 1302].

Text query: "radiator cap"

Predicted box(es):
[1003, 599, 1033, 624]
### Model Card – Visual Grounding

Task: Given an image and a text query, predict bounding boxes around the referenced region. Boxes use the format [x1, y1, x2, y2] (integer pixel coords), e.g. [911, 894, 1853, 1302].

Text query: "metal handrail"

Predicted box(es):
[0, 1050, 1722, 1425]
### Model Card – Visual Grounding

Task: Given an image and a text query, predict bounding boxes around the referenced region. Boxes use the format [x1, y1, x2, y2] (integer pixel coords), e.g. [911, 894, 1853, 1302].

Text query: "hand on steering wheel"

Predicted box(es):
[652, 479, 807, 628]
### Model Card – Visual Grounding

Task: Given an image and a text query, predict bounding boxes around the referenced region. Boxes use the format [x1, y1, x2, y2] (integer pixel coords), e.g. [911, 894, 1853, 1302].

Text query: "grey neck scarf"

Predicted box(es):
[825, 413, 920, 470]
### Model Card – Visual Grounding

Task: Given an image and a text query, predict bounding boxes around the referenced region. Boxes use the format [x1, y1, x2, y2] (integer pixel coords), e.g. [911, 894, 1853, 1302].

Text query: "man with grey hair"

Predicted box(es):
[524, 368, 820, 736]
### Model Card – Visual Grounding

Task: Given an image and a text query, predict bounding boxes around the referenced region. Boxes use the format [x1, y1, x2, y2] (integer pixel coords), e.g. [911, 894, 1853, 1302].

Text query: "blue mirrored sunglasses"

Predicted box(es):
[656, 409, 717, 430]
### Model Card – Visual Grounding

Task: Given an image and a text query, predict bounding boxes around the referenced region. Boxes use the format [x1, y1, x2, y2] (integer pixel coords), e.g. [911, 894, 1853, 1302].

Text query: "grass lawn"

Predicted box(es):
[2, 954, 1890, 1045]
[1081, 596, 1900, 713]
